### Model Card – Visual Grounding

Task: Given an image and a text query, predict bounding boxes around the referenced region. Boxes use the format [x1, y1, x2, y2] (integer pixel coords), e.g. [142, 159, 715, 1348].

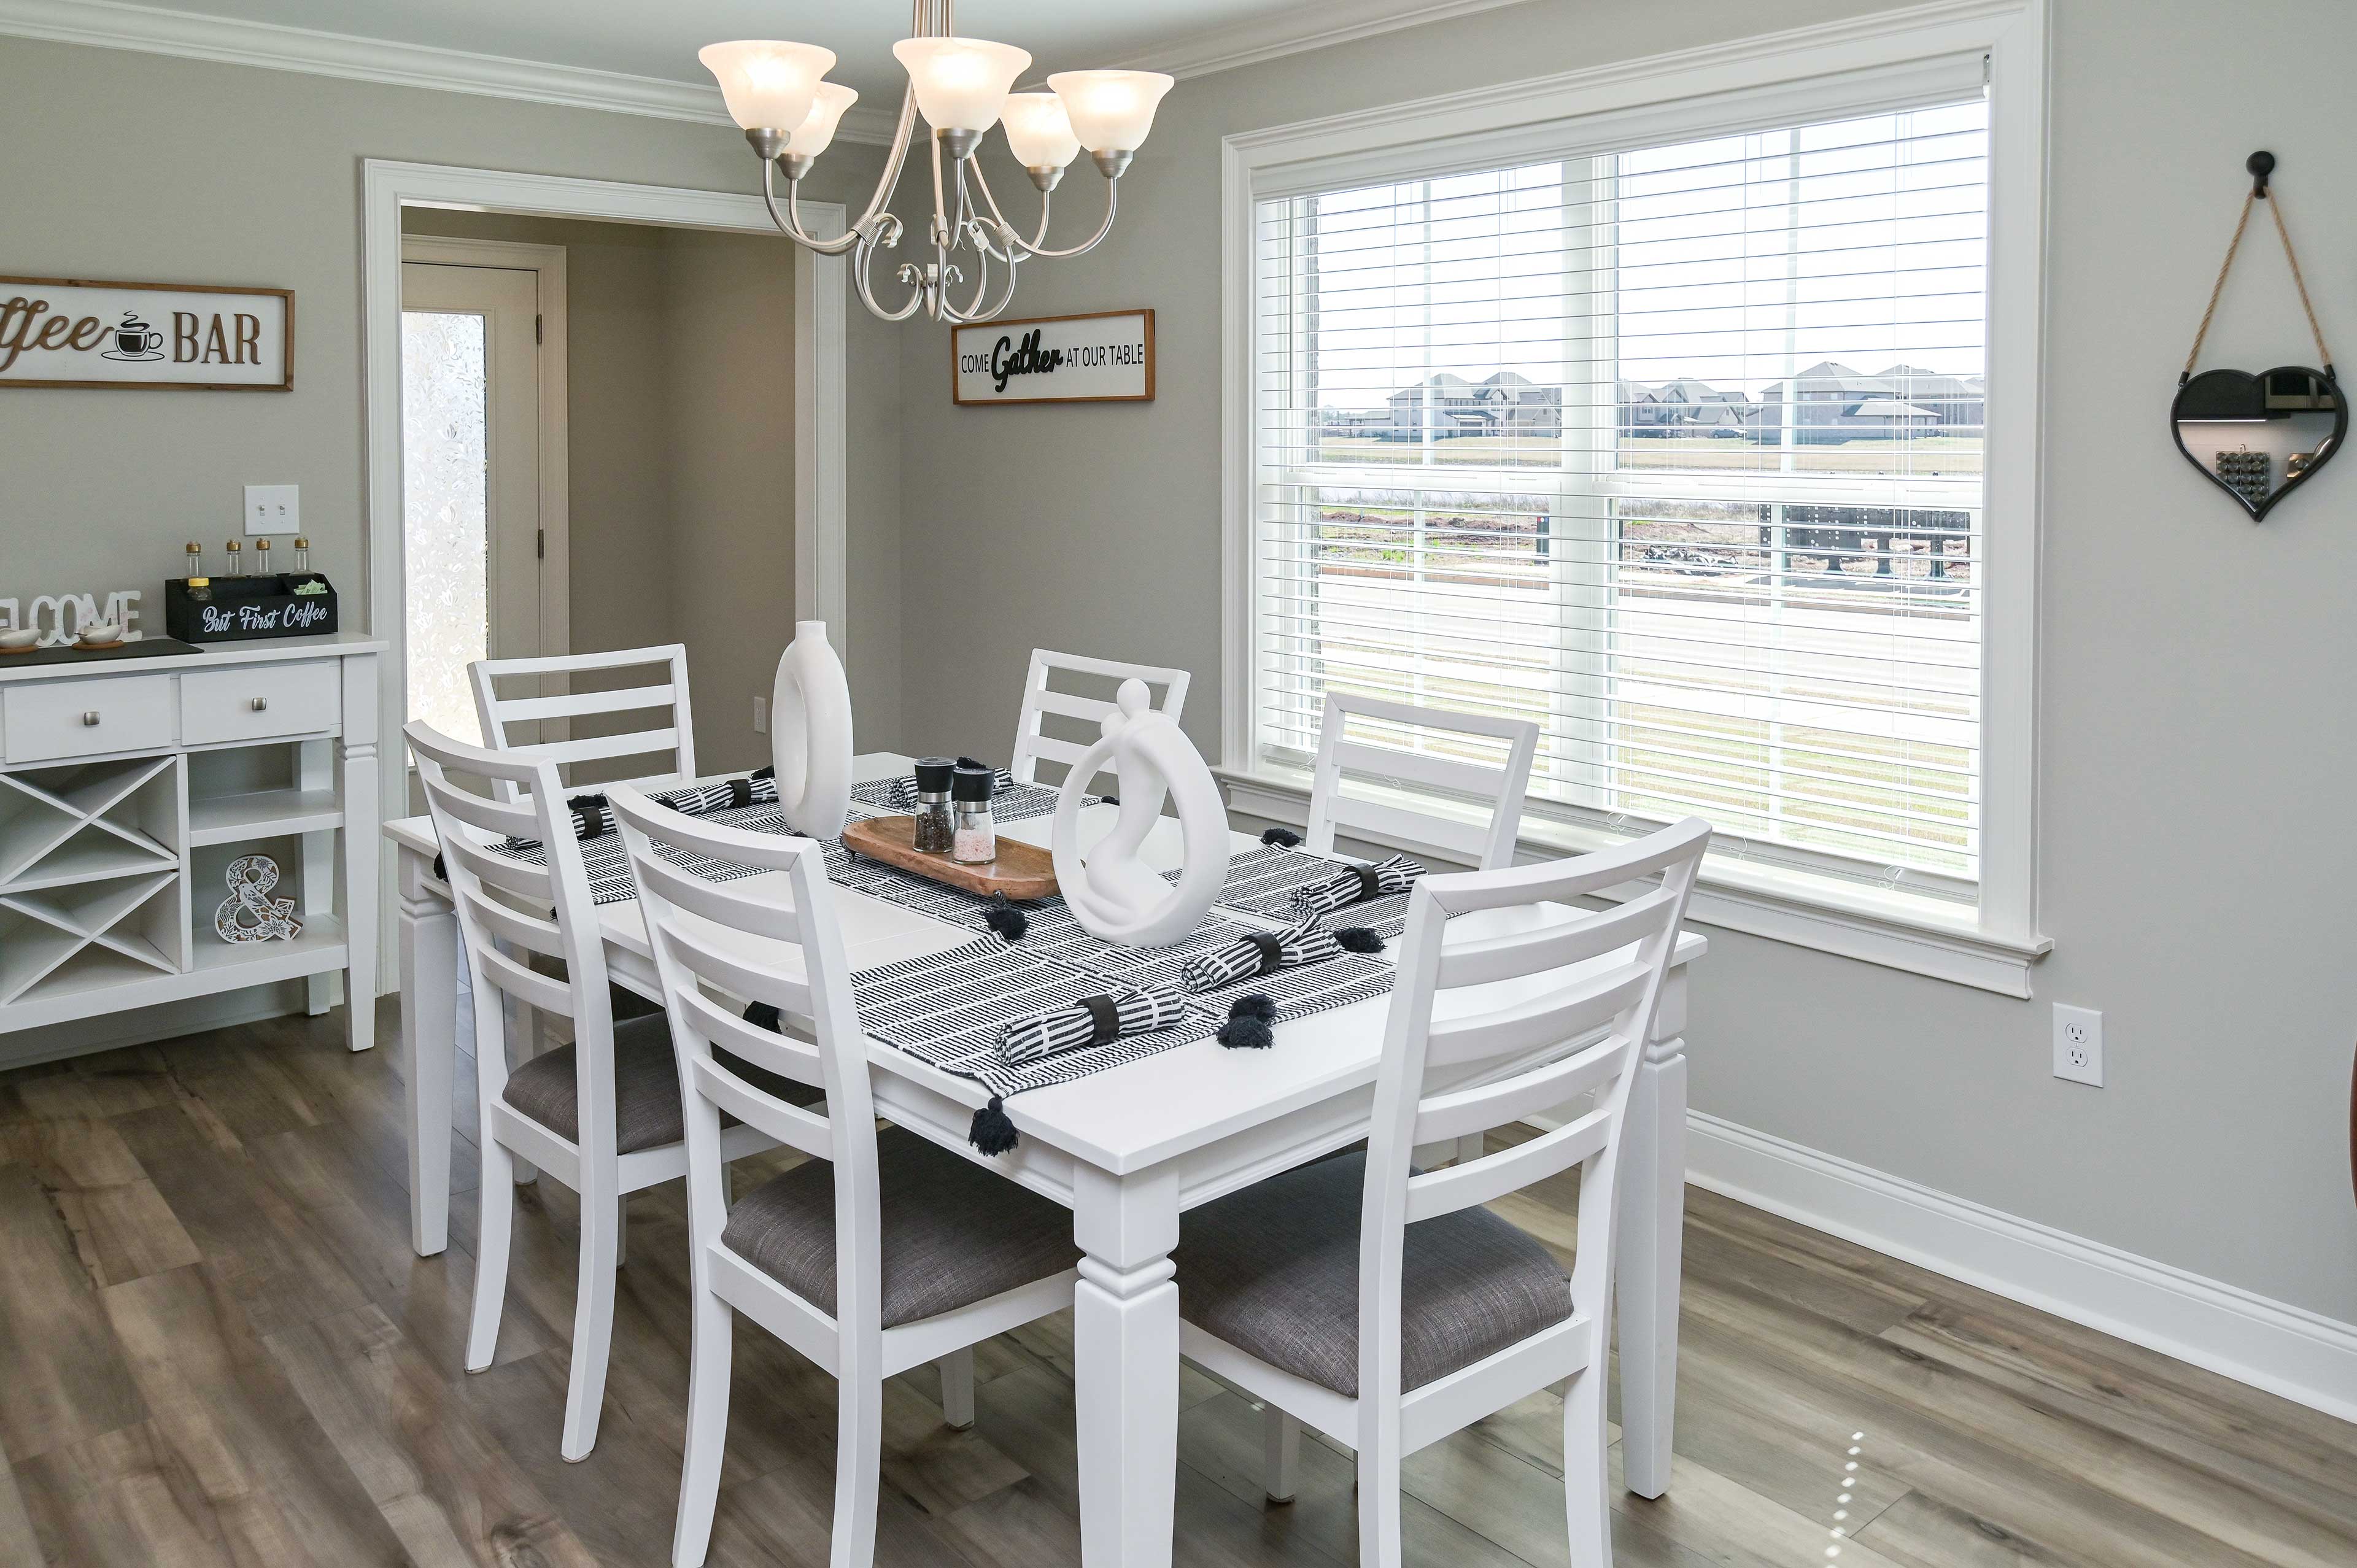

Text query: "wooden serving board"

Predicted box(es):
[840, 815, 1059, 900]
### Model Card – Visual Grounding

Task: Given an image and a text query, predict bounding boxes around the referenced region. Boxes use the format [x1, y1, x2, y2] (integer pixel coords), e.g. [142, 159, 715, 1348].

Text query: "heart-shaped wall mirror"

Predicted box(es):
[2171, 365, 2346, 522]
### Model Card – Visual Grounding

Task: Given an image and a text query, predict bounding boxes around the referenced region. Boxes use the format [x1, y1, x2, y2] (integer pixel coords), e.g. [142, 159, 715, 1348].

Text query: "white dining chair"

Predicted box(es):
[1009, 647, 1190, 793]
[609, 784, 1083, 1568]
[1174, 816, 1709, 1568]
[407, 720, 792, 1462]
[1302, 691, 1540, 872]
[470, 643, 698, 803]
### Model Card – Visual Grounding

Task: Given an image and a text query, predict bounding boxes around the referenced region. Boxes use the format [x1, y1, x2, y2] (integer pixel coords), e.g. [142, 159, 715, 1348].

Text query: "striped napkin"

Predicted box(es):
[1181, 915, 1361, 993]
[994, 986, 1190, 1065]
[514, 767, 780, 848]
[1289, 852, 1424, 917]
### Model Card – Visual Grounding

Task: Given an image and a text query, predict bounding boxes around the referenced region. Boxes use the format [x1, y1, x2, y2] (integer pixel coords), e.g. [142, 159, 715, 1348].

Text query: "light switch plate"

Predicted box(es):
[244, 484, 300, 535]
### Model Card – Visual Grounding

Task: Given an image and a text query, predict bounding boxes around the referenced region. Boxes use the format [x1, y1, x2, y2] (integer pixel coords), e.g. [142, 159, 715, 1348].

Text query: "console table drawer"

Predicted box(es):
[182, 661, 340, 745]
[4, 674, 176, 762]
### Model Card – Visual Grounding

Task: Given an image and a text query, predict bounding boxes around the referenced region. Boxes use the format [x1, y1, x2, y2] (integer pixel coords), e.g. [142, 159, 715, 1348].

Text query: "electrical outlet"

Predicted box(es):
[2053, 1005, 2103, 1087]
[753, 695, 767, 735]
[244, 484, 300, 535]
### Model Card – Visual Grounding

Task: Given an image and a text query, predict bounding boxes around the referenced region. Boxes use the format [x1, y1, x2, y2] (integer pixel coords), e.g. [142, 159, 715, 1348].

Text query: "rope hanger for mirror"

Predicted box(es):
[2171, 151, 2345, 523]
[2182, 151, 2335, 384]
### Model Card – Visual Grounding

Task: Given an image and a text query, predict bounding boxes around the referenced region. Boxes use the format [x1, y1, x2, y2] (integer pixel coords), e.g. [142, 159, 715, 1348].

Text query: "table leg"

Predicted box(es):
[400, 849, 458, 1257]
[1071, 1162, 1180, 1568]
[1616, 1033, 1686, 1499]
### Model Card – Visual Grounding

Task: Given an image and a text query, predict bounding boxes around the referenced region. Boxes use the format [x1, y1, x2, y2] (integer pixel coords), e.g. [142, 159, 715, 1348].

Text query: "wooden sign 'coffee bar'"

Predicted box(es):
[0, 276, 293, 391]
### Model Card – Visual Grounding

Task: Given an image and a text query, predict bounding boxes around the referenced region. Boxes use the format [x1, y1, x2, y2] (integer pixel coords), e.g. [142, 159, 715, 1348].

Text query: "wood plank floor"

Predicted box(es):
[2, 1001, 2351, 1567]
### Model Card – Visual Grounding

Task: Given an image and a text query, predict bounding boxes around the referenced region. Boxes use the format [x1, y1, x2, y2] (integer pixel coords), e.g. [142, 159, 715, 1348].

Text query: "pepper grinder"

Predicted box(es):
[950, 762, 997, 865]
[909, 756, 957, 854]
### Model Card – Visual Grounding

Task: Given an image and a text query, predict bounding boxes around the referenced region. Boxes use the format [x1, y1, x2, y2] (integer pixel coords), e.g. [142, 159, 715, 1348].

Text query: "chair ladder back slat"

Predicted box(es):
[689, 1054, 832, 1159]
[1436, 884, 1680, 989]
[465, 927, 578, 1018]
[658, 924, 820, 1023]
[1411, 1034, 1628, 1146]
[633, 853, 813, 944]
[1421, 962, 1649, 1069]
[417, 776, 542, 842]
[675, 984, 827, 1087]
[1403, 1105, 1612, 1223]
[438, 832, 557, 902]
[493, 681, 677, 724]
[454, 882, 566, 966]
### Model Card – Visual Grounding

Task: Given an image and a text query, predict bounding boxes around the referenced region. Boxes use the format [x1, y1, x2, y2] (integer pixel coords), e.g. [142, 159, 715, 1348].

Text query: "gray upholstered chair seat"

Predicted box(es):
[1174, 1149, 1572, 1397]
[500, 1014, 817, 1153]
[722, 1126, 1080, 1326]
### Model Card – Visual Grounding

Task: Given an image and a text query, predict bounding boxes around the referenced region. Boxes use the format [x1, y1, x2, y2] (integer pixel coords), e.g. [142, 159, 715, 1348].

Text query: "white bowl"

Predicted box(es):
[0, 627, 39, 649]
[75, 622, 122, 645]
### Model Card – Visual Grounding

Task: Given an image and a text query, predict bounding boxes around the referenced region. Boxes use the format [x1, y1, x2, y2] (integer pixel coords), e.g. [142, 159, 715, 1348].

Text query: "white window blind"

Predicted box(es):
[1251, 98, 1989, 898]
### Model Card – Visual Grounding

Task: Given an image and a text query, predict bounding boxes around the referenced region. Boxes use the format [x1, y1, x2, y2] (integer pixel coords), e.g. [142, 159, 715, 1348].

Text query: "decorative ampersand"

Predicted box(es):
[215, 854, 303, 943]
[1051, 679, 1230, 948]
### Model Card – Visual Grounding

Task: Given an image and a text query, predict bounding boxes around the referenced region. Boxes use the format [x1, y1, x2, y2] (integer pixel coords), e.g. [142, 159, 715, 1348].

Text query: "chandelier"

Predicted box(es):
[700, 1, 1172, 324]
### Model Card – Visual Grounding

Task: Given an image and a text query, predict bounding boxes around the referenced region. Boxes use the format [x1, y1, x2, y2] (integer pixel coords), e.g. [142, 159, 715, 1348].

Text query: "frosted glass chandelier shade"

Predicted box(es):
[892, 37, 1032, 133]
[1047, 71, 1175, 153]
[790, 82, 861, 160]
[700, 41, 837, 132]
[1000, 93, 1081, 169]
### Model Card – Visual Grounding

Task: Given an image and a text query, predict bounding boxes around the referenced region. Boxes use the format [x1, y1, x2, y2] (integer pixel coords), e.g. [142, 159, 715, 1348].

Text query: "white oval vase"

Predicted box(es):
[772, 620, 854, 837]
[1051, 679, 1229, 948]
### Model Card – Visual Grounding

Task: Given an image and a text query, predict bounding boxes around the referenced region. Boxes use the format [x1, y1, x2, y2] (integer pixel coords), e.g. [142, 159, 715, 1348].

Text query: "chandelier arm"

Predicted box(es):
[1017, 176, 1120, 261]
[854, 233, 931, 322]
[964, 159, 1033, 257]
[761, 161, 863, 254]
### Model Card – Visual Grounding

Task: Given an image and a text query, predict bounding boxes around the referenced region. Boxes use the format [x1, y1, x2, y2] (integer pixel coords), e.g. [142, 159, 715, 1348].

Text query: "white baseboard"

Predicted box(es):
[1681, 1110, 2357, 1426]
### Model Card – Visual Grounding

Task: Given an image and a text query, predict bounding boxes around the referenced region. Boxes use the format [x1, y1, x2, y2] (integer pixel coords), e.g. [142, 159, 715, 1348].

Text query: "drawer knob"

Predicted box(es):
[82, 710, 100, 727]
[250, 696, 269, 712]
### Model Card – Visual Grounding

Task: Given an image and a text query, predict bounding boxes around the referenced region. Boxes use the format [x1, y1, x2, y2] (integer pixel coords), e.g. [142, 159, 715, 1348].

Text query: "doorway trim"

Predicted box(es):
[397, 234, 573, 687]
[362, 160, 850, 986]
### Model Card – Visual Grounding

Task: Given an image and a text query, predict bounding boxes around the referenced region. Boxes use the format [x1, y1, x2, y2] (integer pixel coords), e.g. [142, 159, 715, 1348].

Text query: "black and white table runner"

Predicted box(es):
[1174, 842, 1423, 941]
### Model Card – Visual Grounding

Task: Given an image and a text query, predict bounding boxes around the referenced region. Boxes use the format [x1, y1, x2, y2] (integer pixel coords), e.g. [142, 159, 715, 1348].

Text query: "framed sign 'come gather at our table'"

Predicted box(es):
[952, 309, 1153, 406]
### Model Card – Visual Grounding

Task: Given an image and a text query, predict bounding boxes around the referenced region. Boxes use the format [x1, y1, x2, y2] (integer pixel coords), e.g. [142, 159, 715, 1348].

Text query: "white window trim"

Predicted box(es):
[1220, 0, 2051, 997]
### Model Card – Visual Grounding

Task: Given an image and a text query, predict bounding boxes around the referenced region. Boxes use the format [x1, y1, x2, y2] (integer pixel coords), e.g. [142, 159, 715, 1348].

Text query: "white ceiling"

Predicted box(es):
[66, 0, 1506, 106]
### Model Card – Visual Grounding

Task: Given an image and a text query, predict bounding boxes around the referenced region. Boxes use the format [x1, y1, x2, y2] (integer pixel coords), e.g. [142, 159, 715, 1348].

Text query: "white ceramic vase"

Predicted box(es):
[771, 620, 854, 837]
[1051, 679, 1229, 948]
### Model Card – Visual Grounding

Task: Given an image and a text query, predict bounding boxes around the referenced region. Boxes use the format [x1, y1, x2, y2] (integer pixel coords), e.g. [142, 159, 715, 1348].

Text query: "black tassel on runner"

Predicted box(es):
[1217, 994, 1279, 1049]
[969, 1096, 1020, 1155]
[743, 1000, 783, 1032]
[1334, 926, 1385, 954]
[981, 894, 1028, 941]
[1260, 826, 1303, 848]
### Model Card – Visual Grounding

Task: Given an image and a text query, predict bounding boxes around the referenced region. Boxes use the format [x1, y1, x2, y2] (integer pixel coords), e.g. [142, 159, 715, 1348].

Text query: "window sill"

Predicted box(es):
[1215, 767, 2051, 998]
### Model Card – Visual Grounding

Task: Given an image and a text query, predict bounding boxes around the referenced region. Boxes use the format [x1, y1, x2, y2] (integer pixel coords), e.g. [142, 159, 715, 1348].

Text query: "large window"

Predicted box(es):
[1248, 95, 1995, 908]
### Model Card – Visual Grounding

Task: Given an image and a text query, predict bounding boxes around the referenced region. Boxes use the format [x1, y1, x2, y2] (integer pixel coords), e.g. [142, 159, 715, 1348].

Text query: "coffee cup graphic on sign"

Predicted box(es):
[103, 312, 165, 361]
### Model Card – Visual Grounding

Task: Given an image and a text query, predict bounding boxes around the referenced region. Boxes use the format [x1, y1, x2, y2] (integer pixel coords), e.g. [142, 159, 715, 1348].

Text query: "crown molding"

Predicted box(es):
[1112, 0, 1537, 80]
[0, 0, 901, 142]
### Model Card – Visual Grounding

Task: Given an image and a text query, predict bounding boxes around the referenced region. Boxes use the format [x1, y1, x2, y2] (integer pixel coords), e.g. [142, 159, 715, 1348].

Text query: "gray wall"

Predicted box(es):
[0, 34, 902, 742]
[888, 0, 2357, 1324]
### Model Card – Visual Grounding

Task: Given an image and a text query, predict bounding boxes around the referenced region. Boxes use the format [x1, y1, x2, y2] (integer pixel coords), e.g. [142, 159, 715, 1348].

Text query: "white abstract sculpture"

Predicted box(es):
[1052, 678, 1229, 948]
[772, 620, 855, 837]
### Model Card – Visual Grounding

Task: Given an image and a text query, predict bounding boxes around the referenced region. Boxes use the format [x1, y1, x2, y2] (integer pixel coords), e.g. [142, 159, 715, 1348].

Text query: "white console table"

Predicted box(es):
[0, 632, 381, 1056]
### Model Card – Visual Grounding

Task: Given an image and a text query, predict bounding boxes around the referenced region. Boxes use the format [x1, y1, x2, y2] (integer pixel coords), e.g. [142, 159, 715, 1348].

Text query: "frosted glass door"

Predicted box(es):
[400, 261, 542, 748]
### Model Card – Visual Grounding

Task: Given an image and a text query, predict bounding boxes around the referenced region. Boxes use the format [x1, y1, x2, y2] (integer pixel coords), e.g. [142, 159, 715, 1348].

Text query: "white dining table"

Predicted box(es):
[382, 753, 1704, 1564]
